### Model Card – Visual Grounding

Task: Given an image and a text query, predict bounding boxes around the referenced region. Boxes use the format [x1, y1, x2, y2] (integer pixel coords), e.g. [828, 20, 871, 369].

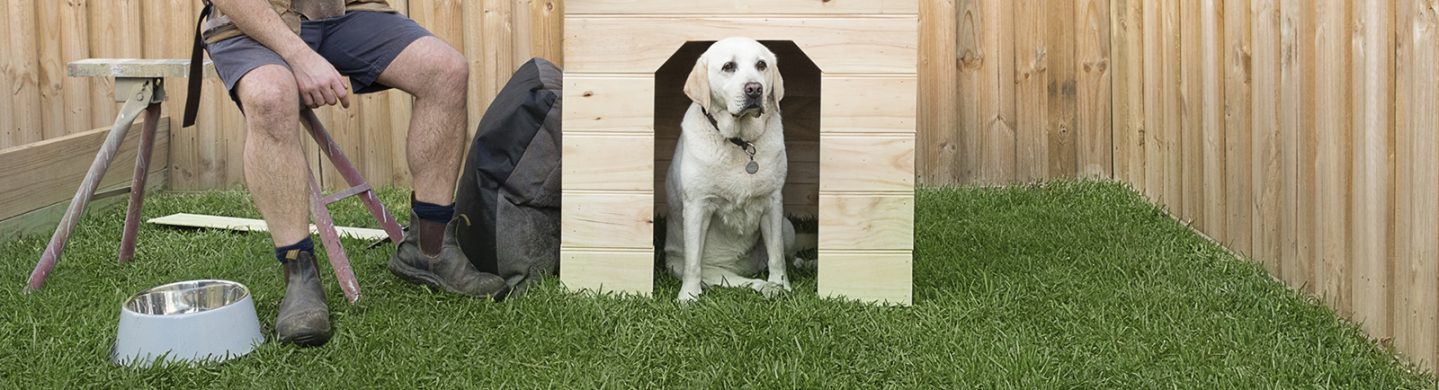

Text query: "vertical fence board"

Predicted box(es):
[1223, 0, 1253, 256]
[1199, 0, 1226, 245]
[1399, 0, 1439, 368]
[1252, 0, 1282, 276]
[1350, 0, 1395, 340]
[1280, 0, 1315, 291]
[921, 0, 959, 183]
[1180, 0, 1203, 225]
[980, 0, 1016, 185]
[0, 0, 12, 150]
[86, 0, 144, 128]
[1315, 0, 1353, 316]
[1013, 0, 1047, 183]
[6, 0, 40, 148]
[1159, 0, 1181, 209]
[1111, 0, 1144, 186]
[1045, 0, 1076, 178]
[1075, 0, 1110, 179]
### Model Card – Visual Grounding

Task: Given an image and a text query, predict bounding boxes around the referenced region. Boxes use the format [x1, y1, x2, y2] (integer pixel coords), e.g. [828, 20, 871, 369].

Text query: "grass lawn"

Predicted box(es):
[0, 181, 1432, 388]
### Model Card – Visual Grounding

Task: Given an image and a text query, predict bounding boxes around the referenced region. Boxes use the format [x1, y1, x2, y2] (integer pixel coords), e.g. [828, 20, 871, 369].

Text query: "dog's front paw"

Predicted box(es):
[767, 275, 792, 292]
[677, 285, 703, 303]
[753, 281, 790, 299]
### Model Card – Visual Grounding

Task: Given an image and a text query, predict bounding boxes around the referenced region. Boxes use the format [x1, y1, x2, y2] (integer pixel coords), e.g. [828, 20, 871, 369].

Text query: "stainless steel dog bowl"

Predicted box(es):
[113, 280, 265, 366]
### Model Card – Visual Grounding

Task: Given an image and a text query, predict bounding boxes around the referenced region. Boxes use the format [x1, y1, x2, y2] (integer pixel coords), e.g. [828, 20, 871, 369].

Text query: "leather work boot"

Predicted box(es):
[275, 250, 333, 346]
[388, 211, 511, 300]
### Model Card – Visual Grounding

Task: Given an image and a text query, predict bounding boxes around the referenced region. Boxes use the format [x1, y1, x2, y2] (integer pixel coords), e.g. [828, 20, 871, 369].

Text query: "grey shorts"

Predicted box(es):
[204, 11, 433, 105]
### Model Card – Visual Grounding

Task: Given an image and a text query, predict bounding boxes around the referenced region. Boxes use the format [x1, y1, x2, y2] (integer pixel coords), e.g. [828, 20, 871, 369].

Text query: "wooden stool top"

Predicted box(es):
[67, 59, 216, 79]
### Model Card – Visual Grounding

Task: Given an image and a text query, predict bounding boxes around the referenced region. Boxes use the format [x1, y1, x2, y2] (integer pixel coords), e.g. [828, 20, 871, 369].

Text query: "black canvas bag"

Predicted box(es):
[454, 58, 563, 296]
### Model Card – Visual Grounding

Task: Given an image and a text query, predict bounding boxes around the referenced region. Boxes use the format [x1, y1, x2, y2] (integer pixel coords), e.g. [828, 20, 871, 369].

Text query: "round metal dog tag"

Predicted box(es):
[746, 161, 759, 174]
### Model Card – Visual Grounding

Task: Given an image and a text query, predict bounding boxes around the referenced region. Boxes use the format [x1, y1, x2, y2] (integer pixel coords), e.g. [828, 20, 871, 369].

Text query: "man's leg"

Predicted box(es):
[235, 64, 332, 346]
[363, 36, 507, 299]
[377, 36, 468, 212]
[238, 65, 309, 247]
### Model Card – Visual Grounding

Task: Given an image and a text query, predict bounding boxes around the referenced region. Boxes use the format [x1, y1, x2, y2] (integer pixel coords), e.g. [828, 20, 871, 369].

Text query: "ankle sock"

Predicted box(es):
[275, 237, 315, 264]
[412, 199, 455, 223]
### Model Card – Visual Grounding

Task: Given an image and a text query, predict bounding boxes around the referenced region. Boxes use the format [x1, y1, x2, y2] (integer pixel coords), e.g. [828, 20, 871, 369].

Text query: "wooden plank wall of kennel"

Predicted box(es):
[560, 0, 918, 304]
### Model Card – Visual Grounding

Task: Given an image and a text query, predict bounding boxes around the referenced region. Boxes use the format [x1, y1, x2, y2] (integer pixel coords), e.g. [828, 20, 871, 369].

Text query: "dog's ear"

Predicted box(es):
[684, 58, 712, 109]
[766, 58, 785, 105]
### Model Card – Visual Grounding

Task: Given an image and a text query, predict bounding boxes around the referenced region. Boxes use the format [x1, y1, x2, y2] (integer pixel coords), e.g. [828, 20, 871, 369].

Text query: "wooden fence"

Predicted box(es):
[1105, 0, 1439, 369]
[3, 0, 1439, 373]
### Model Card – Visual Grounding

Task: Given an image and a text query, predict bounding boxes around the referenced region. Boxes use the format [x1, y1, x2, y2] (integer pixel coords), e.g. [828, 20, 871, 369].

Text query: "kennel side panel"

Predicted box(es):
[561, 133, 655, 191]
[820, 75, 918, 134]
[818, 135, 916, 194]
[817, 194, 914, 251]
[562, 193, 655, 250]
[565, 75, 657, 132]
[566, 0, 916, 16]
[564, 16, 917, 74]
[818, 250, 913, 306]
[559, 248, 655, 295]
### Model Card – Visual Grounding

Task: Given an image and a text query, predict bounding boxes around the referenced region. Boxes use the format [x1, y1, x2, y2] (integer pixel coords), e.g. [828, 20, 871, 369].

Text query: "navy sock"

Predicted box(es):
[275, 237, 314, 264]
[412, 199, 455, 223]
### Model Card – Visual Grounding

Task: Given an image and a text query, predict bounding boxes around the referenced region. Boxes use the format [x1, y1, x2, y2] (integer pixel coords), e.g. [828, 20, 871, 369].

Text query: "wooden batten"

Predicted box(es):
[561, 3, 917, 305]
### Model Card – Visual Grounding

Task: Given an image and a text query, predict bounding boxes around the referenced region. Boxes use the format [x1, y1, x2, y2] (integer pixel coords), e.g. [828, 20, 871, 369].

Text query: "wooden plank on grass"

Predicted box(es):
[0, 118, 170, 221]
[1075, 0, 1111, 179]
[1350, 0, 1395, 340]
[1223, 0, 1253, 256]
[0, 170, 164, 242]
[146, 213, 388, 241]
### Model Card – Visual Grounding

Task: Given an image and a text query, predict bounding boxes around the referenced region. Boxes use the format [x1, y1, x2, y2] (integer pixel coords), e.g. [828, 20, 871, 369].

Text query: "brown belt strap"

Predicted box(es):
[182, 1, 214, 128]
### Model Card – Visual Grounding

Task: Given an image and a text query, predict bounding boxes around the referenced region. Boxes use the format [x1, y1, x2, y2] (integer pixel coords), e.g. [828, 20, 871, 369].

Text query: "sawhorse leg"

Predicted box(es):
[299, 109, 405, 303]
[118, 105, 162, 263]
[27, 80, 160, 291]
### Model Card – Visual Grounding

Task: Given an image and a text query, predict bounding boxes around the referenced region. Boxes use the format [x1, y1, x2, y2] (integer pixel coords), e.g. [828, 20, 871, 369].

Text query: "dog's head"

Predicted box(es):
[684, 37, 785, 119]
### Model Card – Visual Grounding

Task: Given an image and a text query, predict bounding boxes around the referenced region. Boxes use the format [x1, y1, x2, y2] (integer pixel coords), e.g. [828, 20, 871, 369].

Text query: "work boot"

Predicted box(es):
[275, 250, 332, 346]
[388, 211, 510, 300]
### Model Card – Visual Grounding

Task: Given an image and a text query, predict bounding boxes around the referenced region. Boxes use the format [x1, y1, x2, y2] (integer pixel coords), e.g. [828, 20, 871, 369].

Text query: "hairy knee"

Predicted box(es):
[417, 47, 468, 101]
[237, 66, 300, 142]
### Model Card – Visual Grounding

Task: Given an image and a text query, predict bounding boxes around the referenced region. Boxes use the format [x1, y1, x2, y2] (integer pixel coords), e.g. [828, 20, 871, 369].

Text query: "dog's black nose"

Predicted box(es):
[744, 82, 763, 98]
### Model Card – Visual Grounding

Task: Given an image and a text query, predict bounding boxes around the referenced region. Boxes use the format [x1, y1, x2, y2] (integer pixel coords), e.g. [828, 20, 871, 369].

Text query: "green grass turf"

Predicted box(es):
[1, 181, 1432, 388]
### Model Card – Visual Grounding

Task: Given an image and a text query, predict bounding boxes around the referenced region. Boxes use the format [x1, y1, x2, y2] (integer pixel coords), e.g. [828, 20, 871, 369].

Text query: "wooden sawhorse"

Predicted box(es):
[25, 59, 403, 303]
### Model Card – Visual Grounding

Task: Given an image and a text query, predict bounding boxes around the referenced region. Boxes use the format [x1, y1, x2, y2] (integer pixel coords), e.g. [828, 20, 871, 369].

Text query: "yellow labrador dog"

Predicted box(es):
[665, 37, 807, 302]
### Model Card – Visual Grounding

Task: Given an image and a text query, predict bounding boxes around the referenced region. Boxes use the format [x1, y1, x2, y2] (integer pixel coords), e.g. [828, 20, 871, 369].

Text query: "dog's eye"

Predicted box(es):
[721, 61, 736, 72]
[756, 60, 767, 71]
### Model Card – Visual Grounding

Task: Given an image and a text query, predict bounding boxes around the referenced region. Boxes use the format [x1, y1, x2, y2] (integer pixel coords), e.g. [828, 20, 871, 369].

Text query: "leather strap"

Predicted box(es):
[182, 1, 214, 128]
